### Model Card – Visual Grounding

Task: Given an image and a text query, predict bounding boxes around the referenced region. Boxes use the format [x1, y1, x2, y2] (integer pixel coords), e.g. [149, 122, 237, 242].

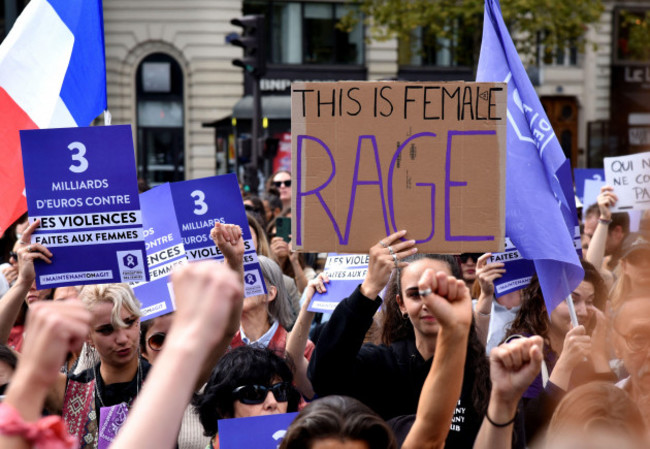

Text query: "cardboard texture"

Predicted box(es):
[291, 81, 507, 253]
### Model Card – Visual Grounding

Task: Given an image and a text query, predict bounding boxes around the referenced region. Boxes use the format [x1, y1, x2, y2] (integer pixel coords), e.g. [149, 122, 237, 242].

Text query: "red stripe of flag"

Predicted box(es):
[0, 87, 37, 237]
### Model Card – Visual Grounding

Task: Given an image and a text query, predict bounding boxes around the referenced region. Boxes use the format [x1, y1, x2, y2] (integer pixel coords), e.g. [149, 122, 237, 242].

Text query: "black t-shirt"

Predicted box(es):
[67, 358, 152, 416]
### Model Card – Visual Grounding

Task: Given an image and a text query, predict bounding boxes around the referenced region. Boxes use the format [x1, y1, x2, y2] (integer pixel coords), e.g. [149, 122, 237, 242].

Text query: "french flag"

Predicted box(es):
[0, 0, 106, 236]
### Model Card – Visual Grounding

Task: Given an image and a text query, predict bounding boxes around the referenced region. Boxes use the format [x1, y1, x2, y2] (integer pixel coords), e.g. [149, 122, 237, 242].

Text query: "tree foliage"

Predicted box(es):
[339, 0, 605, 66]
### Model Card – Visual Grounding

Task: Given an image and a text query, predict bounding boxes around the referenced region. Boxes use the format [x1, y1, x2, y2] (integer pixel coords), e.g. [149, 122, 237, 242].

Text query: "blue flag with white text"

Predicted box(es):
[476, 0, 583, 313]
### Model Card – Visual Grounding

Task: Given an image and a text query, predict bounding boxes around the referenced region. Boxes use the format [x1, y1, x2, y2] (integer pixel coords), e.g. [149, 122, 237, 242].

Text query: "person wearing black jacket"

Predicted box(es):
[308, 232, 524, 449]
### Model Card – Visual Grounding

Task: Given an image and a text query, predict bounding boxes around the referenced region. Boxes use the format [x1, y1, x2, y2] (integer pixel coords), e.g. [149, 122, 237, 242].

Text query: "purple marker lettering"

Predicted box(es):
[343, 136, 390, 244]
[445, 130, 496, 242]
[387, 132, 437, 242]
[295, 135, 343, 246]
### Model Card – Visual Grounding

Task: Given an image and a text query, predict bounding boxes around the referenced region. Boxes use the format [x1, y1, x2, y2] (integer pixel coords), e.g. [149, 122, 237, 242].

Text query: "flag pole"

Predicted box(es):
[565, 294, 579, 328]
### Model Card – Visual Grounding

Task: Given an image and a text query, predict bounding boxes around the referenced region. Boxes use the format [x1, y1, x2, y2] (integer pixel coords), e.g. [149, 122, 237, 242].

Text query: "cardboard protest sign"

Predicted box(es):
[574, 168, 604, 206]
[308, 253, 369, 313]
[218, 412, 298, 449]
[169, 173, 266, 297]
[604, 152, 650, 211]
[20, 125, 148, 289]
[133, 184, 187, 320]
[291, 81, 507, 254]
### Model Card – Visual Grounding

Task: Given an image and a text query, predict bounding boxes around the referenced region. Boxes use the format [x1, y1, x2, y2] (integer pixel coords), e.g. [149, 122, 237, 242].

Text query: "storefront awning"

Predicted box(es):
[232, 95, 291, 120]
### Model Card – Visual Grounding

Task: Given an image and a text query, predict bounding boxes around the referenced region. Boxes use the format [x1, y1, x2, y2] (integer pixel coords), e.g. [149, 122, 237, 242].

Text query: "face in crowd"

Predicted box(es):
[613, 296, 650, 396]
[140, 313, 174, 364]
[396, 257, 453, 339]
[82, 284, 142, 369]
[549, 280, 595, 336]
[272, 171, 292, 205]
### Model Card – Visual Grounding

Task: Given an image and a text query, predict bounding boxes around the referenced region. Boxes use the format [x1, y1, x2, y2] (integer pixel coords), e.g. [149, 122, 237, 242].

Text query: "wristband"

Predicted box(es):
[598, 218, 612, 225]
[0, 402, 76, 449]
[485, 410, 517, 427]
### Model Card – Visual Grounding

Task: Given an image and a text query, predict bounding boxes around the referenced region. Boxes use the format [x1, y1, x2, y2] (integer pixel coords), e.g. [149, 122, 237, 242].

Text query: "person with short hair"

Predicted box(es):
[193, 345, 300, 449]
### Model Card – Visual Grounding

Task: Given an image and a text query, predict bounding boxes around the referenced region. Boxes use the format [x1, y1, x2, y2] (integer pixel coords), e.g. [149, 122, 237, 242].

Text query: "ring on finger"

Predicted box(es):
[27, 245, 33, 252]
[392, 253, 398, 267]
[387, 246, 395, 256]
[419, 288, 433, 296]
[379, 240, 387, 248]
[18, 240, 28, 245]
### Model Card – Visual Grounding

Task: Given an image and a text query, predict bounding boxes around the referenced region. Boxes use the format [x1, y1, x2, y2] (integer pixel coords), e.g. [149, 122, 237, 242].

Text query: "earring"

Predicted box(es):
[402, 313, 409, 320]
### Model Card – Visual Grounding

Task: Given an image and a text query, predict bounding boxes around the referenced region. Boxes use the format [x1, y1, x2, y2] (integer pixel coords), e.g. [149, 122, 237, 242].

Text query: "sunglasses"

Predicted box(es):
[273, 180, 291, 188]
[147, 332, 166, 352]
[232, 382, 291, 405]
[459, 253, 482, 263]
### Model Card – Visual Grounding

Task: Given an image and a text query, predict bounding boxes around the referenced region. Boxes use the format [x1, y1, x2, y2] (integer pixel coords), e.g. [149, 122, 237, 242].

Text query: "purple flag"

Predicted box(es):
[476, 0, 583, 313]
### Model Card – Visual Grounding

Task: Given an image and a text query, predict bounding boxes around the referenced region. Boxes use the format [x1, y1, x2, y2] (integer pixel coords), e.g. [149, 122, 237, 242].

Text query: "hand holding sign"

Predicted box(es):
[596, 185, 617, 221]
[210, 222, 245, 272]
[16, 219, 53, 288]
[476, 253, 505, 298]
[417, 268, 472, 332]
[360, 230, 417, 299]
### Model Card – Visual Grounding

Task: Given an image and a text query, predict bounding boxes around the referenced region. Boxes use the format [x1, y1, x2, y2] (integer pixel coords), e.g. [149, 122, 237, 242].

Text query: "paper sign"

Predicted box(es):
[604, 152, 650, 212]
[291, 81, 507, 254]
[490, 230, 582, 297]
[308, 253, 369, 313]
[219, 412, 298, 449]
[133, 184, 186, 321]
[583, 179, 606, 211]
[169, 173, 266, 297]
[20, 125, 148, 289]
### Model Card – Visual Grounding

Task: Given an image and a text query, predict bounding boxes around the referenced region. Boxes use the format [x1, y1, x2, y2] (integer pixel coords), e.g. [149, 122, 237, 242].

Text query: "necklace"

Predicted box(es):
[93, 358, 142, 409]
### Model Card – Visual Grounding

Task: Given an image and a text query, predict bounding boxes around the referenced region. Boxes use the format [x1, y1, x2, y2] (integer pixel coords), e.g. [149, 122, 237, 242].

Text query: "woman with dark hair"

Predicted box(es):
[192, 345, 300, 448]
[279, 395, 397, 449]
[504, 259, 612, 398]
[504, 259, 616, 444]
[308, 231, 495, 449]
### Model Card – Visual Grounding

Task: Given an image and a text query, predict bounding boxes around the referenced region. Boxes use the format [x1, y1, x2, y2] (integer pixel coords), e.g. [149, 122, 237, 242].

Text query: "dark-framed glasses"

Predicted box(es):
[273, 180, 291, 188]
[231, 382, 290, 405]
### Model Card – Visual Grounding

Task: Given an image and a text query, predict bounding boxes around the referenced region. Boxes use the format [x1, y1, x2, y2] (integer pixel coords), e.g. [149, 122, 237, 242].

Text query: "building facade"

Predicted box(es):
[2, 0, 649, 187]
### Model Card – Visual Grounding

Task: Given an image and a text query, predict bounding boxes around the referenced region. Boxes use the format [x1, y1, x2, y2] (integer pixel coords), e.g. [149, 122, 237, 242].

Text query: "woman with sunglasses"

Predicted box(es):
[193, 345, 300, 449]
[267, 170, 292, 211]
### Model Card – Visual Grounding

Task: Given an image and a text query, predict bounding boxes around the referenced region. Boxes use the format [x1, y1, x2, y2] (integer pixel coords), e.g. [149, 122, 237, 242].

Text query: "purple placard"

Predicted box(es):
[489, 238, 535, 298]
[168, 174, 266, 297]
[20, 125, 148, 289]
[574, 168, 605, 205]
[218, 412, 298, 449]
[132, 184, 186, 321]
[308, 253, 368, 313]
[491, 230, 582, 297]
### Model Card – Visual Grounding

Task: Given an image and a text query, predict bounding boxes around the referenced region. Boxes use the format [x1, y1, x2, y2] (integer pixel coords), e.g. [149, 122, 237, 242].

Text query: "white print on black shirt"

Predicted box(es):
[450, 399, 466, 432]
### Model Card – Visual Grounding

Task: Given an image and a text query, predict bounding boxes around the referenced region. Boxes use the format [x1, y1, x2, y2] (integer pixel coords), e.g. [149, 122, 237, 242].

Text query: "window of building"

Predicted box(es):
[136, 53, 184, 186]
[398, 21, 474, 68]
[244, 1, 363, 65]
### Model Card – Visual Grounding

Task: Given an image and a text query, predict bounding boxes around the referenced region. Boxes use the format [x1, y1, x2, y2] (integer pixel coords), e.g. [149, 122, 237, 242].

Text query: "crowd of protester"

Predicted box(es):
[0, 176, 648, 449]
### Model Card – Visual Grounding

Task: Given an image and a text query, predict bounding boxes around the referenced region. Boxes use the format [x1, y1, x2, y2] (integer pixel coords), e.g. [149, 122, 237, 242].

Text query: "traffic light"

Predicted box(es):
[230, 15, 266, 78]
